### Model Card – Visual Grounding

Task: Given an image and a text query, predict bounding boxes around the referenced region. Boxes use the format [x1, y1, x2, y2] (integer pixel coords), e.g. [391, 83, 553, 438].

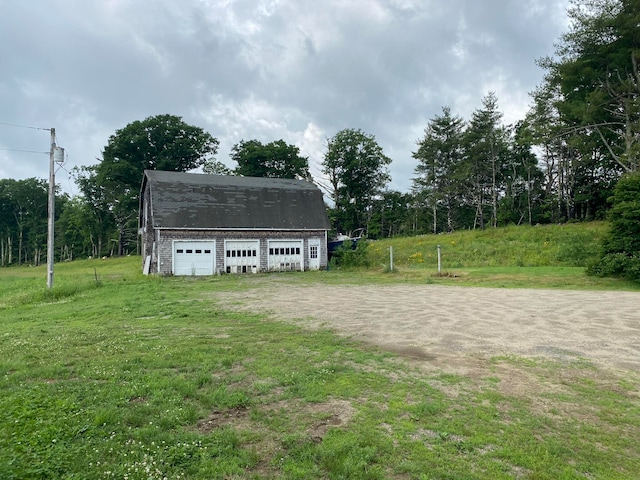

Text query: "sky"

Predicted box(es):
[0, 0, 571, 197]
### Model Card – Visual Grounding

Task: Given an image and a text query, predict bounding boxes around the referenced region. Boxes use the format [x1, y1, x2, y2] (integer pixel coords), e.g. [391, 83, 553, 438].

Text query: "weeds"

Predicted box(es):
[368, 222, 609, 270]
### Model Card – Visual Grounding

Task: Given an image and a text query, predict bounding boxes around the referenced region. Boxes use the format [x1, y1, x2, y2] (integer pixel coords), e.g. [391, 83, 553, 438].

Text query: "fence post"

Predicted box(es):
[389, 246, 393, 272]
[437, 244, 441, 274]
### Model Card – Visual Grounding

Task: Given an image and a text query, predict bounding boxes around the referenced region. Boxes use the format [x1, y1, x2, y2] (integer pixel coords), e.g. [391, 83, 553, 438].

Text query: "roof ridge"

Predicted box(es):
[144, 170, 319, 190]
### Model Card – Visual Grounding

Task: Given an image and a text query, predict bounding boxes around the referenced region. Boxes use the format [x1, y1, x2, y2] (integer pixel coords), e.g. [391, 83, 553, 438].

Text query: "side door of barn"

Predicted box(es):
[308, 238, 321, 270]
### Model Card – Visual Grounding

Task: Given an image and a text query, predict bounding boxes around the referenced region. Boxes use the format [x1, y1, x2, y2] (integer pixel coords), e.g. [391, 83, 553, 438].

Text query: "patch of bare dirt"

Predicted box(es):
[303, 399, 356, 443]
[197, 406, 252, 433]
[197, 398, 355, 436]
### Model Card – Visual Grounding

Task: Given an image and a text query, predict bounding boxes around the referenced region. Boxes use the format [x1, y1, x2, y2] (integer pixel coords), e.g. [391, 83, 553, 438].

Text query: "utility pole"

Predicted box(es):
[47, 128, 56, 289]
[46, 130, 64, 289]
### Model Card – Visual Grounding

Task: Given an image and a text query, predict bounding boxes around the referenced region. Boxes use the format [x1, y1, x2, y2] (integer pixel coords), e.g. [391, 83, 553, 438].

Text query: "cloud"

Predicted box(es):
[0, 0, 571, 195]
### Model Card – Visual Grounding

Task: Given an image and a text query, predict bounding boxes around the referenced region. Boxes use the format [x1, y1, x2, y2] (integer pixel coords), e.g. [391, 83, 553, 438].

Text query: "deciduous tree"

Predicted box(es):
[0, 178, 53, 265]
[501, 121, 545, 225]
[367, 190, 413, 238]
[231, 139, 311, 180]
[322, 128, 392, 234]
[76, 114, 219, 255]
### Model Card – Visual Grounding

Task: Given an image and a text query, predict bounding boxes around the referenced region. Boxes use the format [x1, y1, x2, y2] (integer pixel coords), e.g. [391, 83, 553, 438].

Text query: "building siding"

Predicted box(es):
[154, 229, 328, 275]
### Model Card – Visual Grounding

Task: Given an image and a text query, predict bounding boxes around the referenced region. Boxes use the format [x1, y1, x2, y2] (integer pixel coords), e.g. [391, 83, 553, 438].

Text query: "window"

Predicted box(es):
[195, 249, 202, 254]
[186, 249, 193, 254]
[177, 249, 184, 254]
[204, 249, 211, 254]
[269, 248, 274, 255]
[310, 246, 318, 259]
[296, 247, 300, 255]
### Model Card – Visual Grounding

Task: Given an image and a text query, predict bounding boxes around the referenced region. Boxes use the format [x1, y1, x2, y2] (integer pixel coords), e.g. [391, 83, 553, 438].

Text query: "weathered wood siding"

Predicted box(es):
[153, 229, 328, 275]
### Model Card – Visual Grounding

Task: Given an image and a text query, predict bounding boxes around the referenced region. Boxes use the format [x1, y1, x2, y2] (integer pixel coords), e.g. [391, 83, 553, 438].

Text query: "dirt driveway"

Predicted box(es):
[218, 283, 640, 373]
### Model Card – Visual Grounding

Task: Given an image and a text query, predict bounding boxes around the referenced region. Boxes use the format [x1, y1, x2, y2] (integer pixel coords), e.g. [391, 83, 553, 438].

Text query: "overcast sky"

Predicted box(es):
[0, 0, 570, 196]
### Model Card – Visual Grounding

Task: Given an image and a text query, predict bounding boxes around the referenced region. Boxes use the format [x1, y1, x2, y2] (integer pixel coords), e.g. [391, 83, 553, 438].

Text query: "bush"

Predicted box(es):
[555, 231, 601, 267]
[329, 239, 371, 269]
[588, 171, 640, 281]
[587, 253, 640, 281]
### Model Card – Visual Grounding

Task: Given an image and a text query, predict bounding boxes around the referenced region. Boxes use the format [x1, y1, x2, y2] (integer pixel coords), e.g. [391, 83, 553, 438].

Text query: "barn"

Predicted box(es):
[139, 170, 331, 275]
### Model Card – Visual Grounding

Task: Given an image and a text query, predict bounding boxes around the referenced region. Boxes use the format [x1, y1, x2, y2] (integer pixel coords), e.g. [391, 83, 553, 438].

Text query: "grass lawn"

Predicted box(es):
[1, 256, 639, 479]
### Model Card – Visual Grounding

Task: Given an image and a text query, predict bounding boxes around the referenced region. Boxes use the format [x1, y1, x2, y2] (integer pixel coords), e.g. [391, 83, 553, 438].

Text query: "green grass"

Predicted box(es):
[369, 222, 608, 268]
[351, 221, 638, 290]
[1, 252, 639, 479]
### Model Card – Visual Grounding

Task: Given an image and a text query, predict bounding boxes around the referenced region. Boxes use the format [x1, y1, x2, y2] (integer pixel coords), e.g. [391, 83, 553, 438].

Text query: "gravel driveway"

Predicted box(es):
[217, 283, 640, 373]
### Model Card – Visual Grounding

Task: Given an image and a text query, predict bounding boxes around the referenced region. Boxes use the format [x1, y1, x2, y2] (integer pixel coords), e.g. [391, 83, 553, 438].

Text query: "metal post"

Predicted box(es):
[389, 246, 393, 272]
[437, 244, 441, 274]
[47, 128, 55, 289]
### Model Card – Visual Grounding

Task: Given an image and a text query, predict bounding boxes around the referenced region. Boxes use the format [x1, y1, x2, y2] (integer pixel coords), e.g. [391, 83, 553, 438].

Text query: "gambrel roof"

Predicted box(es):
[140, 170, 330, 230]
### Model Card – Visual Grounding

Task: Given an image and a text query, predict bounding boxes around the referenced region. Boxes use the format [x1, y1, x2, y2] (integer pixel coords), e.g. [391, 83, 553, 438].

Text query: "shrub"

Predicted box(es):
[587, 253, 640, 281]
[329, 239, 371, 269]
[588, 171, 640, 281]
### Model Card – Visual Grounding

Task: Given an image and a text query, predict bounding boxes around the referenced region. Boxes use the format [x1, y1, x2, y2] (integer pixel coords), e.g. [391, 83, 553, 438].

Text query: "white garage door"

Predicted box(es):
[225, 240, 260, 274]
[268, 240, 303, 271]
[173, 241, 215, 276]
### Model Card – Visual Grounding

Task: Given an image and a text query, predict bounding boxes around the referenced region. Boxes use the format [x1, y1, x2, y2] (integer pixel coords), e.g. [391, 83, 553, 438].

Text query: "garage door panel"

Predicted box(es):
[268, 240, 303, 271]
[225, 240, 260, 274]
[174, 241, 215, 275]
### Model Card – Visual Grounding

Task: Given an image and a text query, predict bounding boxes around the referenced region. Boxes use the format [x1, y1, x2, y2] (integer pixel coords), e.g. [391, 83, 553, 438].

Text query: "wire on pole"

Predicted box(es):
[0, 122, 51, 131]
[0, 148, 49, 154]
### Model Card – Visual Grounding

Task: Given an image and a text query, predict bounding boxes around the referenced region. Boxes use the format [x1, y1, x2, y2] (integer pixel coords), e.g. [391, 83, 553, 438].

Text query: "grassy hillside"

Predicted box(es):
[368, 222, 608, 269]
[352, 222, 640, 290]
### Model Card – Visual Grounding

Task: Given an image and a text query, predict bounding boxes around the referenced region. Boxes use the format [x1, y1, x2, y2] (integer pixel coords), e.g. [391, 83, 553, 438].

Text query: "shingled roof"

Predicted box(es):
[141, 170, 330, 230]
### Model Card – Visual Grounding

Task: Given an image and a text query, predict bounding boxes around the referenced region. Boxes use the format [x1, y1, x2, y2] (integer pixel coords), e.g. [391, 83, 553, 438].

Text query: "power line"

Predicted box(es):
[0, 148, 49, 154]
[0, 122, 53, 155]
[56, 162, 78, 197]
[0, 122, 50, 131]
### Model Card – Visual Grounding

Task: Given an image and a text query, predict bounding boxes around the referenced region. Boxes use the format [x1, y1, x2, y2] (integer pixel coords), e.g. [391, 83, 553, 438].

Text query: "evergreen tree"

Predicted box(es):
[460, 93, 508, 229]
[588, 171, 640, 280]
[536, 0, 640, 172]
[367, 190, 413, 239]
[528, 0, 640, 221]
[412, 107, 465, 233]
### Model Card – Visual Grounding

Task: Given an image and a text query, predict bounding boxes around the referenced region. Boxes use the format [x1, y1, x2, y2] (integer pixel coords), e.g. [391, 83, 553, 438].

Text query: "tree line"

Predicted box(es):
[0, 0, 638, 277]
